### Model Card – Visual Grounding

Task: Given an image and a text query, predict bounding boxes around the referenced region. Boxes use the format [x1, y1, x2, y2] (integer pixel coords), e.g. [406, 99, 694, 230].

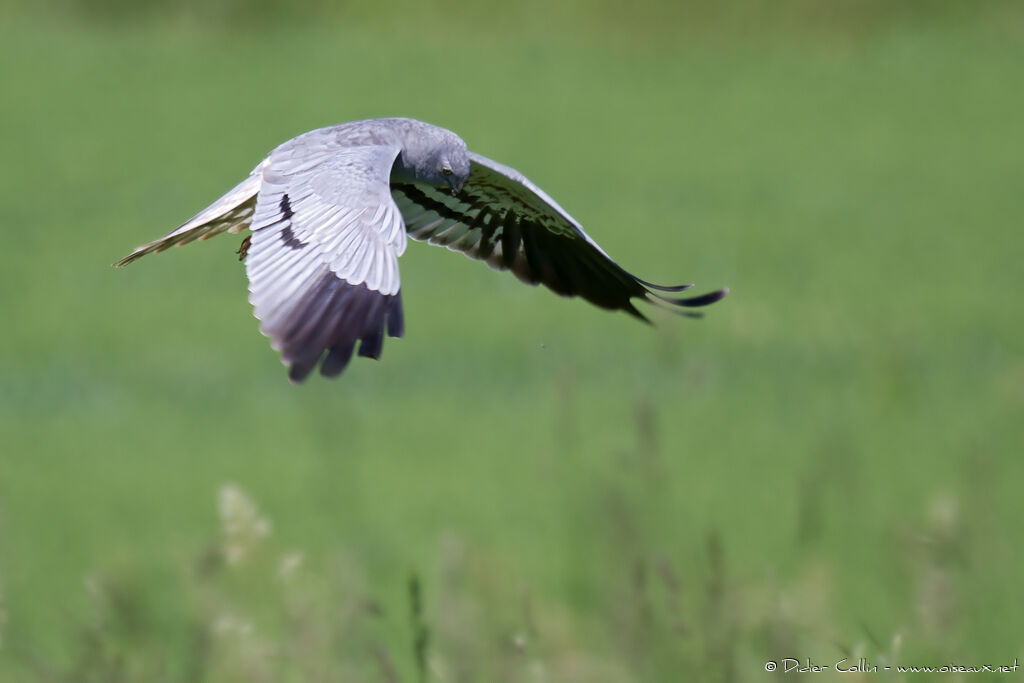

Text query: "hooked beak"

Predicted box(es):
[449, 179, 464, 196]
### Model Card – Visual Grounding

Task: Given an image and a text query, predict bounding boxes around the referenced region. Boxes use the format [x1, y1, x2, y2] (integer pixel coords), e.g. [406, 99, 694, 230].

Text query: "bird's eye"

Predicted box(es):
[442, 168, 453, 176]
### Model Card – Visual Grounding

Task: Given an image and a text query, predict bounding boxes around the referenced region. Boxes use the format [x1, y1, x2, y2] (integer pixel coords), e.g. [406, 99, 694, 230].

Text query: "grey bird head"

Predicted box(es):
[438, 144, 471, 195]
[393, 126, 471, 195]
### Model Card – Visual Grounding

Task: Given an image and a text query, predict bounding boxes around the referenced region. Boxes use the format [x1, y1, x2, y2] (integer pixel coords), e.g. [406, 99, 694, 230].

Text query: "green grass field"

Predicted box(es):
[1, 3, 1023, 680]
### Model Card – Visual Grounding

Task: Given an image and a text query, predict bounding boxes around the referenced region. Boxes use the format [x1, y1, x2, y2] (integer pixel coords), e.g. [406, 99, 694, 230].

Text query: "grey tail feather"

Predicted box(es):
[114, 171, 261, 267]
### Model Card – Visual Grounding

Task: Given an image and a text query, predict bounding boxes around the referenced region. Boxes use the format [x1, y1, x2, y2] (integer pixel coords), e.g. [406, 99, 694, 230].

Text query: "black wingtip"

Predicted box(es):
[265, 273, 405, 382]
[624, 301, 653, 324]
[386, 291, 404, 338]
[639, 283, 728, 320]
[288, 358, 318, 384]
[357, 328, 384, 359]
[633, 278, 695, 292]
[320, 341, 355, 378]
[648, 286, 728, 308]
[676, 287, 729, 307]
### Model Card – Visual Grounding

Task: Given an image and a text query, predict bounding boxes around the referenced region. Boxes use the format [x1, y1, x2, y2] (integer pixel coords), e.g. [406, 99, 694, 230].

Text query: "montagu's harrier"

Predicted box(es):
[117, 118, 727, 382]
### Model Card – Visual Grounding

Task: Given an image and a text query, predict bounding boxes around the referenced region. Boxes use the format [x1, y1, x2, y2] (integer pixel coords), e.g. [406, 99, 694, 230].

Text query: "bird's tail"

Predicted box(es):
[114, 163, 264, 267]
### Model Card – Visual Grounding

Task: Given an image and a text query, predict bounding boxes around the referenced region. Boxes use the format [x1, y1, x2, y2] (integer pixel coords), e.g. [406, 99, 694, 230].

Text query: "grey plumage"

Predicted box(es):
[117, 117, 727, 382]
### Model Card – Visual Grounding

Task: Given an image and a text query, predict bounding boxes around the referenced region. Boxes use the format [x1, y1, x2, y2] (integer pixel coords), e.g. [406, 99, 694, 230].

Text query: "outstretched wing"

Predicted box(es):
[390, 153, 726, 320]
[114, 167, 263, 267]
[246, 145, 407, 383]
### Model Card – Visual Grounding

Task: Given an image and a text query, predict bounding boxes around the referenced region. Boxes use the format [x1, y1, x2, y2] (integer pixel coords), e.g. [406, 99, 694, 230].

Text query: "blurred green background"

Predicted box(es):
[1, 1, 1022, 680]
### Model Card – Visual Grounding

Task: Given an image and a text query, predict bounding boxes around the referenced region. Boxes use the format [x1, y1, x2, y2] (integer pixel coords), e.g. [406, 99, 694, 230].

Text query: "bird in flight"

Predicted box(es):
[117, 118, 727, 383]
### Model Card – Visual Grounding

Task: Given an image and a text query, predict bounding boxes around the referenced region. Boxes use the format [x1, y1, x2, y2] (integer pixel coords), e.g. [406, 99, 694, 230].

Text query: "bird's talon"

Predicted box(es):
[237, 235, 251, 261]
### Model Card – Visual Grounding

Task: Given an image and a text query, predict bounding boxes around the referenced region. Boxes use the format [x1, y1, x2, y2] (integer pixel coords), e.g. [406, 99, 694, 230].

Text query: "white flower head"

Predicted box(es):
[276, 552, 304, 582]
[218, 483, 271, 566]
